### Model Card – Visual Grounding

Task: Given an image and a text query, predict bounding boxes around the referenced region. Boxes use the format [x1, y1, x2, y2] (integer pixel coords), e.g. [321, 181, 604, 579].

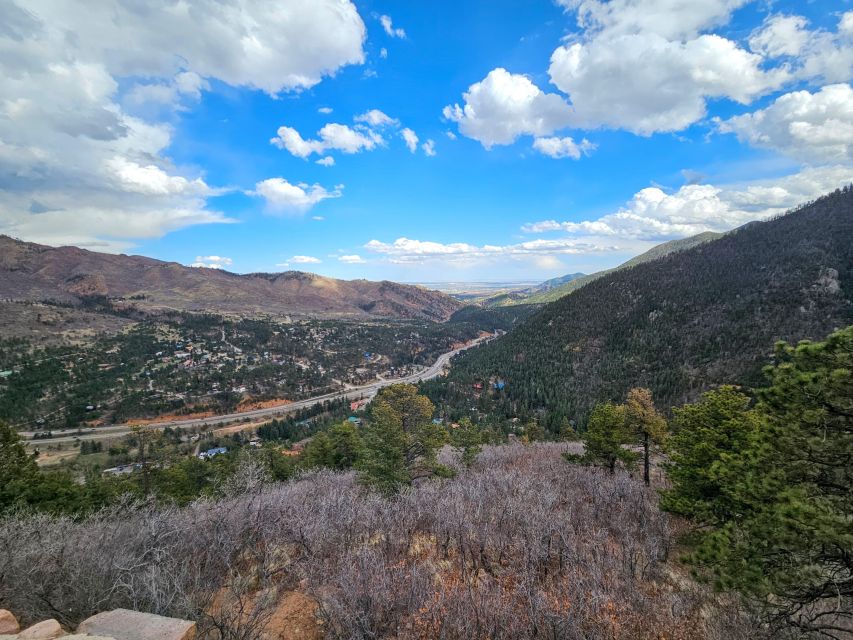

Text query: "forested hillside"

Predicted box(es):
[447, 303, 541, 331]
[520, 231, 722, 305]
[432, 187, 853, 429]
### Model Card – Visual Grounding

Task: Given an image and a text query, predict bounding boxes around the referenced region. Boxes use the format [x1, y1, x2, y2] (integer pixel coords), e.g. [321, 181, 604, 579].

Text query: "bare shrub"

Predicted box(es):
[0, 444, 759, 639]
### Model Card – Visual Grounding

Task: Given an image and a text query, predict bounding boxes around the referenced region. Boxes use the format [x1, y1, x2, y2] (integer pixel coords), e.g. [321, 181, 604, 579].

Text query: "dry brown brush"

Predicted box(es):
[0, 444, 756, 639]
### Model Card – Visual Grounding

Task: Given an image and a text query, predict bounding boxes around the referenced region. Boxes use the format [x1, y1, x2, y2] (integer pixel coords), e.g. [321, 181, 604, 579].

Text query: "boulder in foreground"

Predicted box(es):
[0, 611, 19, 635]
[17, 620, 63, 640]
[77, 610, 194, 640]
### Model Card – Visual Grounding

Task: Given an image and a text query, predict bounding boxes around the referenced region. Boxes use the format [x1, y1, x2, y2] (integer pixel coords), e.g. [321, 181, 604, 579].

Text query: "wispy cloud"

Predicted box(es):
[364, 236, 616, 266]
[380, 15, 406, 39]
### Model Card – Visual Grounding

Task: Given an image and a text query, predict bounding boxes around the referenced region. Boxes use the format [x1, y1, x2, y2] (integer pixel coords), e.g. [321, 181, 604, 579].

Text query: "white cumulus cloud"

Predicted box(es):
[364, 236, 615, 266]
[124, 71, 209, 112]
[365, 166, 853, 269]
[271, 123, 382, 158]
[549, 33, 786, 135]
[544, 0, 829, 136]
[253, 178, 342, 214]
[443, 68, 573, 147]
[289, 255, 321, 264]
[794, 12, 853, 84]
[0, 0, 367, 250]
[21, 0, 367, 96]
[749, 15, 811, 58]
[106, 157, 215, 196]
[718, 84, 853, 164]
[273, 109, 432, 159]
[556, 0, 750, 41]
[521, 166, 853, 241]
[339, 254, 366, 263]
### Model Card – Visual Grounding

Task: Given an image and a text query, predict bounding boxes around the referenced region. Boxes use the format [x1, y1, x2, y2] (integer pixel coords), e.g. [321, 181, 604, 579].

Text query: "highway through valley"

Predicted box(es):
[24, 333, 493, 445]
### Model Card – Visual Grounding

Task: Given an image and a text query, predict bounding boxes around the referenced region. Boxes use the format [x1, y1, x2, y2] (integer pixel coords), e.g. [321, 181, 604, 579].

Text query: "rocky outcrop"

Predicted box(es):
[77, 610, 194, 640]
[0, 609, 195, 640]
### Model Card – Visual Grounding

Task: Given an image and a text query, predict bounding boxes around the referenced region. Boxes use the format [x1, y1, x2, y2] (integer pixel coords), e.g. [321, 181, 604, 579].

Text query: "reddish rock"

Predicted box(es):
[0, 610, 19, 635]
[18, 619, 64, 640]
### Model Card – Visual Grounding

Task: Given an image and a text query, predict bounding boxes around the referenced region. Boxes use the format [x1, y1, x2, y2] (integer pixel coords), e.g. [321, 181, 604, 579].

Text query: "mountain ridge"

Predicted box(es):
[427, 187, 853, 430]
[517, 232, 723, 305]
[0, 235, 462, 321]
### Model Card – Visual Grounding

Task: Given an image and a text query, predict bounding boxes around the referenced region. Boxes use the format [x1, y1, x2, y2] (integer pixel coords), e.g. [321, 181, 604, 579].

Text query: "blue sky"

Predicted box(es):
[1, 0, 852, 282]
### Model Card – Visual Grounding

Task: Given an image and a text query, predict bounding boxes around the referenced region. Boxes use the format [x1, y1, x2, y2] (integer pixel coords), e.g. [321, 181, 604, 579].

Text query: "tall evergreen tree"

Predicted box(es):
[357, 384, 447, 493]
[0, 420, 41, 511]
[301, 432, 335, 469]
[663, 327, 853, 635]
[303, 421, 362, 470]
[567, 402, 636, 473]
[450, 418, 482, 467]
[695, 328, 853, 634]
[660, 386, 760, 526]
[624, 387, 667, 485]
[356, 404, 410, 494]
[1, 421, 90, 514]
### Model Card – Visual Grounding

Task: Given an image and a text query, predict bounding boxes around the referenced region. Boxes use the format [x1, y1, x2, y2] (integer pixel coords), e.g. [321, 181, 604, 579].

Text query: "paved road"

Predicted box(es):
[24, 334, 492, 445]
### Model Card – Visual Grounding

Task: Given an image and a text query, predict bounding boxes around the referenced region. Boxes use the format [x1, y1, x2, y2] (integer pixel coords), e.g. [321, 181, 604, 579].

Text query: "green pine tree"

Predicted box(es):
[523, 420, 546, 442]
[660, 385, 760, 526]
[357, 384, 448, 493]
[303, 421, 363, 470]
[558, 416, 578, 441]
[567, 402, 637, 473]
[1, 421, 90, 514]
[660, 327, 853, 634]
[450, 417, 482, 467]
[356, 404, 410, 495]
[302, 432, 335, 469]
[0, 420, 41, 510]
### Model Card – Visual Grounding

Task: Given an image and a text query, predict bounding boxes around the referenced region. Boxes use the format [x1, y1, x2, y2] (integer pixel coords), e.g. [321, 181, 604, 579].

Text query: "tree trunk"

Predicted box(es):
[643, 431, 650, 486]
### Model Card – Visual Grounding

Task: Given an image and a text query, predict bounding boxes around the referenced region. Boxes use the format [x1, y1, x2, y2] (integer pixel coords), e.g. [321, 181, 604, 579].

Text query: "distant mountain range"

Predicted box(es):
[479, 233, 721, 308]
[0, 236, 462, 321]
[476, 272, 587, 307]
[432, 187, 853, 427]
[527, 272, 587, 294]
